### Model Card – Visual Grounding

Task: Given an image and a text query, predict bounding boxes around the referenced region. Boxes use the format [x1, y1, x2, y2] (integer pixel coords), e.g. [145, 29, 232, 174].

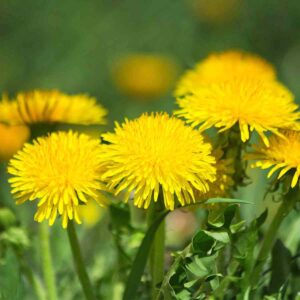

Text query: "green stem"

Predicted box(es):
[147, 202, 165, 300]
[250, 196, 296, 288]
[21, 261, 47, 300]
[67, 221, 95, 300]
[39, 222, 58, 300]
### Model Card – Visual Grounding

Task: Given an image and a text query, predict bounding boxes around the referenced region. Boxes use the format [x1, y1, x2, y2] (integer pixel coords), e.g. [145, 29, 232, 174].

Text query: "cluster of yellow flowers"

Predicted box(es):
[3, 50, 300, 228]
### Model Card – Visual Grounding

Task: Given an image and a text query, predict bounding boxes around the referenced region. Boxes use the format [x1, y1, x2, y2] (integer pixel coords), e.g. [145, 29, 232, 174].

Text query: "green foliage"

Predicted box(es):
[0, 248, 23, 300]
[156, 205, 276, 299]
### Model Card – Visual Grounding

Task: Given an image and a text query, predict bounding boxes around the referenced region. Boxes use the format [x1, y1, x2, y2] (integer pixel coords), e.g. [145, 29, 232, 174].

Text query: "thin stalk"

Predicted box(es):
[67, 221, 95, 300]
[39, 222, 58, 300]
[147, 202, 165, 300]
[250, 195, 297, 288]
[21, 261, 47, 300]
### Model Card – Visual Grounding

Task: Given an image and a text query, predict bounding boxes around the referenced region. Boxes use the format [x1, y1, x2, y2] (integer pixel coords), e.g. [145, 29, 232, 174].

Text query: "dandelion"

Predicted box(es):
[112, 54, 178, 99]
[175, 79, 299, 146]
[99, 113, 216, 210]
[0, 124, 30, 161]
[248, 130, 300, 188]
[8, 131, 106, 228]
[0, 90, 107, 125]
[197, 149, 234, 200]
[175, 50, 276, 97]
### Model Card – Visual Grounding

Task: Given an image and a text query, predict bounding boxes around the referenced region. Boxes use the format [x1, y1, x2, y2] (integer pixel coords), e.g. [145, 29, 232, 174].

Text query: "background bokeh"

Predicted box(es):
[1, 1, 300, 299]
[2, 0, 300, 123]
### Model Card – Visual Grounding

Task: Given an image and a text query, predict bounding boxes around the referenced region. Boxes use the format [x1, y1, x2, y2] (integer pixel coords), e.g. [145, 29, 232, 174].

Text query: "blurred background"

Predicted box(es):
[1, 0, 300, 299]
[1, 0, 300, 123]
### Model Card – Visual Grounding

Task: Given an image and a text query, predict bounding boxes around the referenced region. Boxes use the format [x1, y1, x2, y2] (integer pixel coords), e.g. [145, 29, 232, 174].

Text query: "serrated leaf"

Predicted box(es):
[203, 231, 230, 244]
[192, 231, 215, 255]
[176, 289, 191, 300]
[230, 220, 246, 234]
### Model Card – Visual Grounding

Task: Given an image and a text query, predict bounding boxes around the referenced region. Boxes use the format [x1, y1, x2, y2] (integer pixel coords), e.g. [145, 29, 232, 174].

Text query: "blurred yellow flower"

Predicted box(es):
[0, 90, 107, 125]
[175, 79, 299, 146]
[248, 130, 300, 188]
[99, 113, 216, 210]
[0, 124, 30, 161]
[175, 50, 276, 97]
[8, 131, 106, 228]
[190, 0, 242, 24]
[78, 200, 106, 228]
[112, 54, 178, 99]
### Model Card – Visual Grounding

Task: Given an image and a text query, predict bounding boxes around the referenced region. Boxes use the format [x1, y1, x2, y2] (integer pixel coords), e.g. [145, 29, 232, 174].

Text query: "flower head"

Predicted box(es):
[112, 54, 178, 99]
[0, 90, 107, 125]
[0, 124, 30, 161]
[8, 131, 106, 228]
[248, 130, 300, 188]
[197, 148, 234, 201]
[99, 113, 216, 210]
[175, 79, 299, 146]
[175, 50, 276, 97]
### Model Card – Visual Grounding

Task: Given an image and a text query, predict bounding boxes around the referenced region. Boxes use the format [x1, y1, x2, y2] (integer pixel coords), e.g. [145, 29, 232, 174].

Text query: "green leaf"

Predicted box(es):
[207, 204, 240, 230]
[122, 210, 169, 300]
[205, 198, 253, 205]
[186, 255, 217, 278]
[176, 289, 191, 300]
[192, 231, 215, 256]
[0, 208, 17, 230]
[0, 248, 23, 300]
[230, 220, 246, 234]
[0, 227, 29, 250]
[223, 205, 238, 228]
[207, 209, 225, 228]
[269, 240, 291, 294]
[255, 209, 268, 228]
[203, 231, 230, 244]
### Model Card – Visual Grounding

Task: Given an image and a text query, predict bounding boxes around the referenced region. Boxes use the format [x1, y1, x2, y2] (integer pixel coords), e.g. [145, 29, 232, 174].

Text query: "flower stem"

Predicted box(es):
[147, 202, 165, 300]
[250, 195, 297, 288]
[21, 261, 47, 300]
[39, 222, 58, 300]
[67, 221, 95, 300]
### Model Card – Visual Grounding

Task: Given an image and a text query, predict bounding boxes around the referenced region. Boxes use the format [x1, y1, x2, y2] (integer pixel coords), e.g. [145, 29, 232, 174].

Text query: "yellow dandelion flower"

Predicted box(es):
[175, 78, 299, 146]
[248, 130, 300, 188]
[175, 50, 276, 97]
[7, 131, 106, 228]
[0, 124, 30, 161]
[112, 54, 178, 99]
[198, 149, 234, 201]
[0, 90, 107, 125]
[99, 113, 216, 210]
[195, 148, 234, 210]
